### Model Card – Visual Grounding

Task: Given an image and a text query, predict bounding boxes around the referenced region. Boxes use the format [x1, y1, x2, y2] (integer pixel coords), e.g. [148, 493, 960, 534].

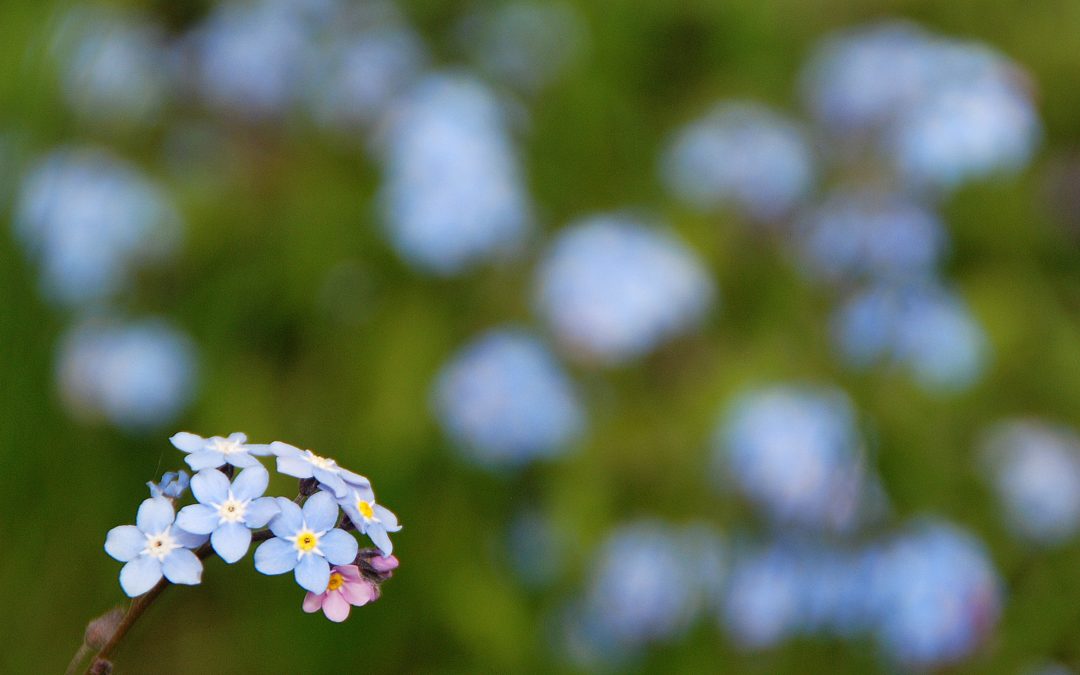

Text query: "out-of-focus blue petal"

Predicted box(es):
[295, 553, 331, 593]
[319, 529, 359, 565]
[176, 503, 219, 535]
[162, 548, 203, 585]
[303, 491, 339, 531]
[212, 522, 252, 563]
[231, 465, 269, 501]
[105, 525, 145, 562]
[120, 556, 162, 596]
[136, 497, 174, 534]
[254, 538, 299, 575]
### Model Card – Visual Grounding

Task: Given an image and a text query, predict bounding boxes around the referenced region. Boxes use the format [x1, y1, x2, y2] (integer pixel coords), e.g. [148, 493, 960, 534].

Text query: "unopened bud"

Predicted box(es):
[84, 607, 124, 650]
[89, 658, 114, 675]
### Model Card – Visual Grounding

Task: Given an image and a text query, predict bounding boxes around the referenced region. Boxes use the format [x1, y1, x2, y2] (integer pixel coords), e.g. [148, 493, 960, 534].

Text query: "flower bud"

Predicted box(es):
[84, 607, 124, 650]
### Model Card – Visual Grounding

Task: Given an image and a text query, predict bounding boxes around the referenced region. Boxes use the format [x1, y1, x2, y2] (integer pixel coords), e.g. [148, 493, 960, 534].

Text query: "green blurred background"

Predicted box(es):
[3, 0, 1080, 673]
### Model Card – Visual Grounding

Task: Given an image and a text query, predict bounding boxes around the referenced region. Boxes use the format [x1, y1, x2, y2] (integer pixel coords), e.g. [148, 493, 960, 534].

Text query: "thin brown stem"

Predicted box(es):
[81, 530, 274, 674]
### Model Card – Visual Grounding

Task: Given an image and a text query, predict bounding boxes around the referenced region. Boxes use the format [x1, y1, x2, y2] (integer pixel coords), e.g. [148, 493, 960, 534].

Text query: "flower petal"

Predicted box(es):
[302, 592, 325, 613]
[314, 469, 348, 498]
[176, 504, 220, 535]
[186, 450, 226, 471]
[244, 497, 280, 529]
[276, 454, 314, 479]
[226, 453, 261, 468]
[322, 591, 352, 622]
[245, 443, 273, 457]
[270, 441, 303, 458]
[335, 564, 362, 580]
[120, 556, 162, 597]
[303, 491, 339, 532]
[212, 522, 252, 564]
[295, 554, 331, 593]
[319, 529, 359, 566]
[105, 525, 145, 562]
[269, 498, 303, 538]
[255, 538, 299, 575]
[172, 527, 209, 549]
[231, 465, 270, 501]
[341, 579, 375, 607]
[191, 469, 230, 505]
[367, 525, 393, 556]
[227, 432, 248, 444]
[136, 497, 175, 534]
[339, 468, 371, 490]
[373, 504, 402, 531]
[170, 432, 207, 453]
[162, 548, 203, 585]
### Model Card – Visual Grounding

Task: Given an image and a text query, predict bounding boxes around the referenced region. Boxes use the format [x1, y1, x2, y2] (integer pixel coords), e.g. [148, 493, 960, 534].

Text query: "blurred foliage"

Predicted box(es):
[3, 0, 1080, 673]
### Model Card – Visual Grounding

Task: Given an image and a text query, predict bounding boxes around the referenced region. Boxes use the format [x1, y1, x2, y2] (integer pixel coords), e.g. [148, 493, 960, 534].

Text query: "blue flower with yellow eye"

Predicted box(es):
[105, 497, 208, 597]
[331, 483, 402, 556]
[176, 467, 280, 563]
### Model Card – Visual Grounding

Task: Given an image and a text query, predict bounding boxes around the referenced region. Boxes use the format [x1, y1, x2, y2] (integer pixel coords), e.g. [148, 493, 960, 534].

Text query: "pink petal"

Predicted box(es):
[334, 564, 361, 580]
[302, 592, 325, 613]
[370, 556, 399, 572]
[322, 591, 351, 622]
[342, 579, 376, 607]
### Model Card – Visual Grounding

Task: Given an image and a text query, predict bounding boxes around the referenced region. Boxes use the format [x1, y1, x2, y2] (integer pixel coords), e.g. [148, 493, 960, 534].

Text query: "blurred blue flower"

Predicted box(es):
[147, 470, 190, 499]
[176, 467, 280, 563]
[55, 317, 198, 430]
[535, 214, 715, 364]
[660, 102, 814, 220]
[254, 491, 359, 593]
[334, 483, 402, 556]
[14, 147, 181, 306]
[433, 328, 584, 468]
[378, 72, 534, 275]
[721, 540, 807, 649]
[457, 2, 586, 95]
[796, 189, 947, 285]
[715, 384, 874, 531]
[832, 283, 988, 391]
[105, 496, 207, 596]
[171, 431, 272, 471]
[52, 7, 172, 128]
[980, 420, 1080, 545]
[872, 520, 1001, 668]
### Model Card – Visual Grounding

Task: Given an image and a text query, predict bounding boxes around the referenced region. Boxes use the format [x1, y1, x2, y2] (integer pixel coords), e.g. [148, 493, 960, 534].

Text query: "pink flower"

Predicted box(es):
[301, 565, 376, 622]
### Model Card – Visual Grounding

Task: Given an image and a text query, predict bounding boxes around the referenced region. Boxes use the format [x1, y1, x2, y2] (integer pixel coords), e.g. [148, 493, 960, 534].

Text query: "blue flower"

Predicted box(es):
[660, 101, 814, 220]
[253, 491, 359, 593]
[433, 328, 584, 467]
[332, 483, 402, 556]
[534, 214, 715, 364]
[270, 442, 369, 499]
[105, 497, 208, 597]
[147, 470, 190, 499]
[176, 467, 280, 563]
[170, 431, 272, 471]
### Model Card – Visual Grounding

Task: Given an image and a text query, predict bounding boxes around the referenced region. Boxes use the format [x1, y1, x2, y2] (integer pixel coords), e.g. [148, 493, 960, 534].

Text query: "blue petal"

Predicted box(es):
[367, 525, 394, 556]
[105, 525, 145, 562]
[346, 484, 376, 505]
[339, 468, 371, 490]
[342, 503, 364, 530]
[226, 453, 261, 468]
[269, 498, 303, 538]
[191, 469, 230, 505]
[227, 432, 248, 444]
[231, 466, 269, 501]
[303, 491, 339, 532]
[276, 454, 314, 479]
[186, 450, 226, 471]
[319, 529, 359, 565]
[244, 497, 280, 529]
[172, 527, 209, 549]
[245, 443, 273, 456]
[374, 504, 402, 531]
[294, 554, 330, 593]
[162, 548, 203, 585]
[170, 432, 207, 453]
[136, 497, 174, 534]
[212, 522, 252, 564]
[315, 469, 348, 498]
[120, 556, 162, 597]
[254, 538, 299, 575]
[176, 504, 219, 535]
[270, 441, 303, 458]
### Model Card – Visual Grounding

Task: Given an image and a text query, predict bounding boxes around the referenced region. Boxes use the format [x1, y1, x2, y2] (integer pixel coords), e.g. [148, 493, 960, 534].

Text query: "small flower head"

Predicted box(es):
[301, 564, 377, 622]
[333, 484, 402, 556]
[253, 491, 359, 593]
[271, 442, 370, 498]
[176, 466, 280, 563]
[147, 470, 189, 499]
[104, 496, 207, 597]
[171, 431, 271, 471]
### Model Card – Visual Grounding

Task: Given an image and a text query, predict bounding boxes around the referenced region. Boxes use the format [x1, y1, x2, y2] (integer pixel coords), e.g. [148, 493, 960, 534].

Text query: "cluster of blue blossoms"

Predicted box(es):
[105, 432, 400, 620]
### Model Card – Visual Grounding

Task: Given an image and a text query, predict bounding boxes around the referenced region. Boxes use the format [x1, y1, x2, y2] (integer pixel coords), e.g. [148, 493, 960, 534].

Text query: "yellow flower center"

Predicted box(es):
[327, 573, 344, 592]
[296, 531, 318, 552]
[357, 500, 375, 520]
